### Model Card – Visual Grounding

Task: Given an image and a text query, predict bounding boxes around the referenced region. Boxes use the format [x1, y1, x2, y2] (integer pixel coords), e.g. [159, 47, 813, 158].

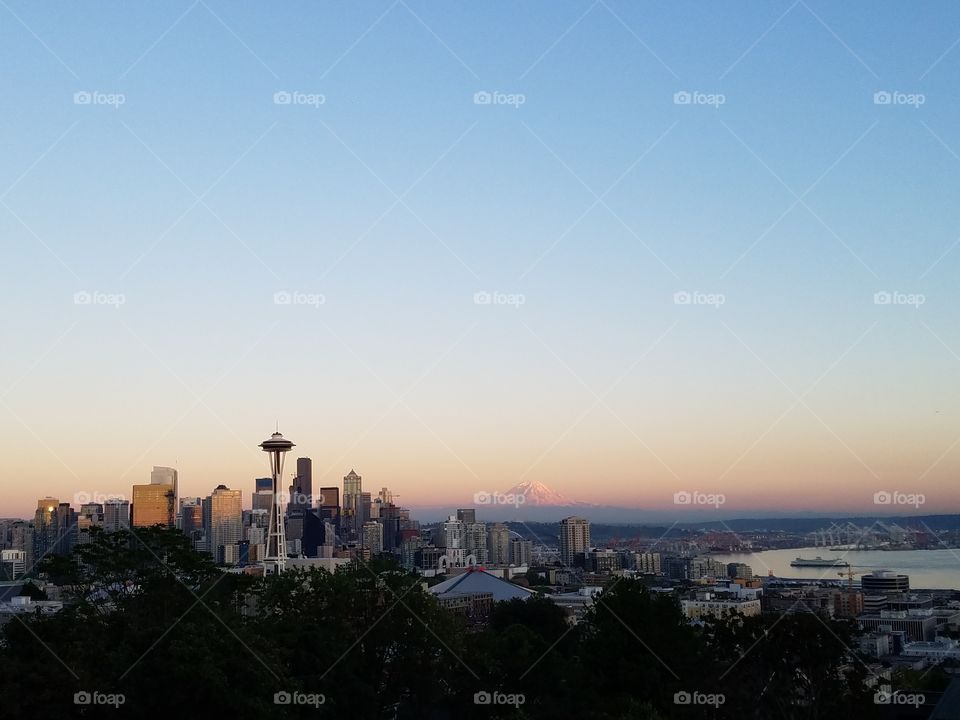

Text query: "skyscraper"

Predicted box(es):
[54, 502, 76, 554]
[343, 470, 361, 496]
[103, 498, 130, 532]
[253, 477, 272, 513]
[456, 508, 477, 524]
[33, 497, 59, 560]
[151, 466, 178, 502]
[342, 469, 361, 537]
[208, 485, 242, 564]
[179, 497, 203, 547]
[361, 521, 384, 554]
[295, 457, 313, 507]
[76, 503, 103, 545]
[559, 516, 590, 567]
[132, 480, 175, 527]
[319, 486, 339, 509]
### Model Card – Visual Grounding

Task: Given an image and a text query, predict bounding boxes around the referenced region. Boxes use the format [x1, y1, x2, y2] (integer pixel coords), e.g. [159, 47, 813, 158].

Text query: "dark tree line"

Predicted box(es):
[0, 527, 882, 719]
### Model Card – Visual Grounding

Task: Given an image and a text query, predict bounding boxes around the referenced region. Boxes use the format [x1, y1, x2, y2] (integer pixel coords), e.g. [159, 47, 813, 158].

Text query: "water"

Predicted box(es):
[708, 547, 960, 590]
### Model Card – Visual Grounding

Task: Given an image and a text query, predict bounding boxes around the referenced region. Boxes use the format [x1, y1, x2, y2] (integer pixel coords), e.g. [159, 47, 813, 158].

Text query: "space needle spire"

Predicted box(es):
[260, 430, 294, 575]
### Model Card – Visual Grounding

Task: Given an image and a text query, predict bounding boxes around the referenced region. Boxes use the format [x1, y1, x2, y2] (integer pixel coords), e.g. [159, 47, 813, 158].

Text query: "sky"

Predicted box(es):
[2, 1, 960, 519]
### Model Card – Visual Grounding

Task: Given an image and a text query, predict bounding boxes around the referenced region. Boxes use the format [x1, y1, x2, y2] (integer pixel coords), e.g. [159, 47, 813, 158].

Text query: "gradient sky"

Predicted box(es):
[2, 1, 959, 519]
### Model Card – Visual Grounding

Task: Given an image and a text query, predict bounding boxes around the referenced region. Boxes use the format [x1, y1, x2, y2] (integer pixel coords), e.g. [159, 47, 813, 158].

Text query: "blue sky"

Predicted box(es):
[2, 1, 960, 516]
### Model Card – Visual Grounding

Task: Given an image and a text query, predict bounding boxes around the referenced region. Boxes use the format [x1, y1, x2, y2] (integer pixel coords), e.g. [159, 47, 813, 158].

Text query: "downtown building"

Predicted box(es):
[342, 470, 362, 538]
[207, 485, 242, 564]
[361, 521, 384, 554]
[487, 523, 511, 566]
[103, 498, 130, 532]
[559, 517, 590, 567]
[131, 467, 177, 528]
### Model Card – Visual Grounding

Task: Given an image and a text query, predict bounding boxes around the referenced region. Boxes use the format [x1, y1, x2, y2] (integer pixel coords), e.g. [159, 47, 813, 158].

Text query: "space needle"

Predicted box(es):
[260, 430, 294, 575]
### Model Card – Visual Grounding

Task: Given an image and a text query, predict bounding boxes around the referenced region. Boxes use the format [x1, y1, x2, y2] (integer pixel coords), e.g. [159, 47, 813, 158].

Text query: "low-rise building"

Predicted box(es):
[901, 637, 960, 662]
[682, 594, 761, 620]
[859, 609, 938, 642]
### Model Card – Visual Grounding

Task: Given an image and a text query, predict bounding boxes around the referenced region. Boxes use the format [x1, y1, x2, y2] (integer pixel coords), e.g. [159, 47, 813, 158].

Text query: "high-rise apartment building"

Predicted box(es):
[487, 523, 511, 565]
[464, 522, 488, 564]
[635, 552, 661, 575]
[441, 516, 465, 549]
[559, 516, 590, 567]
[509, 538, 532, 567]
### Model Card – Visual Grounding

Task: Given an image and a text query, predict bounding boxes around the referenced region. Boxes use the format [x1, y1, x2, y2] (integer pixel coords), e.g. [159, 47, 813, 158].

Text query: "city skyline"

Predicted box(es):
[5, 4, 960, 717]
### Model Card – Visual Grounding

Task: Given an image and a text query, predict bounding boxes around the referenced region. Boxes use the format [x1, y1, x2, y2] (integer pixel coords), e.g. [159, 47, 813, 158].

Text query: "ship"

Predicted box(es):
[790, 556, 850, 567]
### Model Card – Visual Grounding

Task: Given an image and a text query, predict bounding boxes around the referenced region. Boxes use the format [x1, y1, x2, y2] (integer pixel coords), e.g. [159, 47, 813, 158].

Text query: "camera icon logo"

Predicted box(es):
[674, 691, 692, 704]
[273, 91, 292, 105]
[274, 291, 292, 305]
[73, 91, 92, 105]
[673, 490, 692, 505]
[474, 691, 492, 705]
[74, 691, 92, 705]
[274, 691, 292, 705]
[673, 91, 691, 105]
[873, 490, 892, 505]
[873, 91, 892, 105]
[473, 91, 492, 105]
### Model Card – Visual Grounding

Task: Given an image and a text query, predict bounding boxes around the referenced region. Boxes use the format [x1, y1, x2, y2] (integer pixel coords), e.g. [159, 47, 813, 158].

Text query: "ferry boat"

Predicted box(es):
[790, 556, 849, 567]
